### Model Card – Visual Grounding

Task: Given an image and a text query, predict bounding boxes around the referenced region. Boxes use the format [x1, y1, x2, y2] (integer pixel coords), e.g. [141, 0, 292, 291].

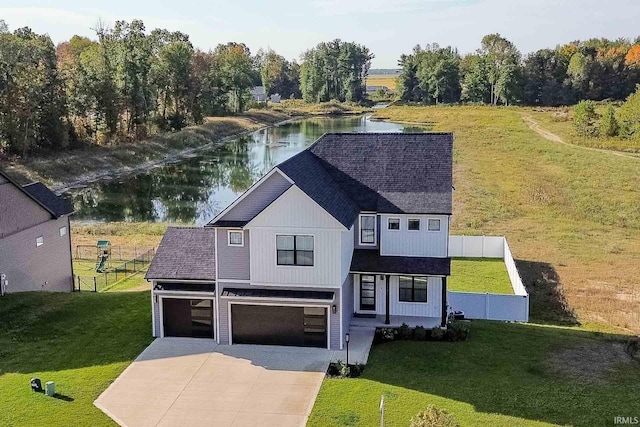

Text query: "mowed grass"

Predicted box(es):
[0, 292, 153, 427]
[73, 259, 98, 276]
[372, 105, 640, 332]
[309, 321, 640, 427]
[366, 74, 398, 91]
[449, 258, 513, 294]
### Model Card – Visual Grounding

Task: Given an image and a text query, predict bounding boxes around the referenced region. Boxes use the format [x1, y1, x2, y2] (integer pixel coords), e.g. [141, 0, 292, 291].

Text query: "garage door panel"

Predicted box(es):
[231, 304, 327, 348]
[163, 298, 214, 338]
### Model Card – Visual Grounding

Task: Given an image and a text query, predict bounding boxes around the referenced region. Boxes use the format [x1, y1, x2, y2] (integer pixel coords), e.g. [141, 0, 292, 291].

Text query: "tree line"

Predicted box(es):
[398, 34, 640, 107]
[0, 19, 372, 158]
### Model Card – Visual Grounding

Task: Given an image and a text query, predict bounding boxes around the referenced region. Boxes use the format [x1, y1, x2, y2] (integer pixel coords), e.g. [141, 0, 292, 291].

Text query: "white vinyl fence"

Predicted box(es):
[447, 236, 529, 322]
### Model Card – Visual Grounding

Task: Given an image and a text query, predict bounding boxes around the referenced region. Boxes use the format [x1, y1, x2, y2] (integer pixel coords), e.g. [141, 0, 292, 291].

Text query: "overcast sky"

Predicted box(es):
[1, 0, 639, 68]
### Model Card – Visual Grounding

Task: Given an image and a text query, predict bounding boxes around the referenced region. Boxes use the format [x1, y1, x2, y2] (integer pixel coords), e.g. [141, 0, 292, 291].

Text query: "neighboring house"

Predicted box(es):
[146, 133, 453, 350]
[0, 169, 74, 294]
[250, 86, 267, 102]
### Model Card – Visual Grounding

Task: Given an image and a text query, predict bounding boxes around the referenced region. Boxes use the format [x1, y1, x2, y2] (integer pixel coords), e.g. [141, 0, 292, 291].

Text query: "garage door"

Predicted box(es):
[231, 305, 327, 348]
[162, 298, 214, 338]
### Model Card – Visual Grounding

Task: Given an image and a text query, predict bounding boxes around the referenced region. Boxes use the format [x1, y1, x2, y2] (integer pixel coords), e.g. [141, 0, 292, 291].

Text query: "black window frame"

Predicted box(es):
[360, 214, 376, 245]
[408, 218, 421, 231]
[398, 276, 428, 303]
[276, 235, 314, 266]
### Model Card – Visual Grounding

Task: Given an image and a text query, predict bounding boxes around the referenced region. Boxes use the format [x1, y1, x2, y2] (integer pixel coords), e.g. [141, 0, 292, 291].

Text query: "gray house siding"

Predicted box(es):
[216, 229, 250, 280]
[0, 180, 51, 238]
[341, 273, 354, 337]
[217, 281, 341, 350]
[220, 171, 291, 222]
[0, 216, 73, 293]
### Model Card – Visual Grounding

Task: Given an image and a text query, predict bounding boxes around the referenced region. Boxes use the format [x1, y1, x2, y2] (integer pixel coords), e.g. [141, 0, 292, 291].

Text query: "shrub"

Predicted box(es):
[617, 86, 640, 139]
[410, 406, 459, 427]
[378, 327, 397, 342]
[445, 321, 470, 342]
[414, 325, 427, 340]
[430, 327, 446, 341]
[327, 360, 366, 378]
[625, 337, 640, 360]
[398, 323, 412, 340]
[573, 100, 599, 137]
[599, 105, 619, 137]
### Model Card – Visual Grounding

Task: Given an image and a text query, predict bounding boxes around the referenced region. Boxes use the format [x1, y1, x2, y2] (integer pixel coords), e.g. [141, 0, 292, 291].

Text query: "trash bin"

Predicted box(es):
[30, 378, 42, 392]
[45, 381, 55, 397]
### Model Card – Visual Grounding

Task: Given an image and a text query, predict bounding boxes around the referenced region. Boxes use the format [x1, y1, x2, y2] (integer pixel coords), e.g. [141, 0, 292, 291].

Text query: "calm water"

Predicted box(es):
[67, 115, 421, 225]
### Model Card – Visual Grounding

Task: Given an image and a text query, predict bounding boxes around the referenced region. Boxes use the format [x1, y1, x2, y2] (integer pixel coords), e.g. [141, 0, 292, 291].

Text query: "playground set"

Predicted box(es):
[95, 240, 111, 273]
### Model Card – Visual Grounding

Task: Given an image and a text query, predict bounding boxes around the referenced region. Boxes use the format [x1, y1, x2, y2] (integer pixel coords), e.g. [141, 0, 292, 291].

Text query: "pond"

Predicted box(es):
[66, 115, 424, 225]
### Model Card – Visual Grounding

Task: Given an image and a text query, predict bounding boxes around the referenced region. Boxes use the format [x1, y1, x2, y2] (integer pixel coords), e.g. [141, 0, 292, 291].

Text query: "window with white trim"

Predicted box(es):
[36, 236, 44, 247]
[228, 230, 244, 246]
[59, 226, 67, 237]
[427, 219, 441, 231]
[359, 214, 376, 245]
[408, 218, 420, 231]
[276, 235, 314, 266]
[388, 217, 400, 230]
[399, 276, 428, 302]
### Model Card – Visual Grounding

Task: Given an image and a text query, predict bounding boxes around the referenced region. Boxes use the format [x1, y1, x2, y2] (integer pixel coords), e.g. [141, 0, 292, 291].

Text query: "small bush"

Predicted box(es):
[410, 406, 459, 427]
[573, 100, 599, 137]
[430, 327, 446, 341]
[599, 105, 619, 137]
[445, 321, 470, 342]
[414, 325, 427, 340]
[327, 360, 365, 378]
[625, 337, 640, 360]
[398, 323, 412, 340]
[378, 327, 397, 342]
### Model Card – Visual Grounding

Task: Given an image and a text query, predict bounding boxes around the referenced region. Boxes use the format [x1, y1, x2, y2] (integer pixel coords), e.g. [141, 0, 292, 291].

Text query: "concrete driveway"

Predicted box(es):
[95, 338, 330, 427]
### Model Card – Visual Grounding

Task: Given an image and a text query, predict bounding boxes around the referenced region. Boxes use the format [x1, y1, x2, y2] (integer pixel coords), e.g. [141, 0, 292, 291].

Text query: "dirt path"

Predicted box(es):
[521, 114, 640, 161]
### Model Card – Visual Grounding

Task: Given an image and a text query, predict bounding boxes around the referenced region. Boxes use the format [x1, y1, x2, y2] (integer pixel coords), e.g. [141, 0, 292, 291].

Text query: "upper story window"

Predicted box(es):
[408, 219, 421, 231]
[36, 236, 44, 247]
[428, 219, 441, 231]
[228, 230, 244, 246]
[276, 235, 314, 266]
[359, 214, 376, 245]
[59, 226, 67, 237]
[388, 218, 400, 231]
[399, 276, 428, 302]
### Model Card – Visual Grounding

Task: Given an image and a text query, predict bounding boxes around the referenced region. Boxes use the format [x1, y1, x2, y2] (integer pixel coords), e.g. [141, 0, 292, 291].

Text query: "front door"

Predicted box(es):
[360, 275, 376, 311]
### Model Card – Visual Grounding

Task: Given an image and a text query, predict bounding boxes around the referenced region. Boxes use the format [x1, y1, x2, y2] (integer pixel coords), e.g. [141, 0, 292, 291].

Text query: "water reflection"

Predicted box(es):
[67, 115, 418, 225]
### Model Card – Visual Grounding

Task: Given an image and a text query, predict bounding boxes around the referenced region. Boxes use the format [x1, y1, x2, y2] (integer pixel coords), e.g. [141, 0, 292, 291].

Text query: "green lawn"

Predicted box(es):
[73, 259, 98, 276]
[449, 258, 513, 294]
[309, 321, 640, 427]
[0, 292, 153, 427]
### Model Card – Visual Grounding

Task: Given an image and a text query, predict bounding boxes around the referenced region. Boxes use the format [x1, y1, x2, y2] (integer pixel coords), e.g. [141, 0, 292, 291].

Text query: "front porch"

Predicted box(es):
[350, 314, 442, 329]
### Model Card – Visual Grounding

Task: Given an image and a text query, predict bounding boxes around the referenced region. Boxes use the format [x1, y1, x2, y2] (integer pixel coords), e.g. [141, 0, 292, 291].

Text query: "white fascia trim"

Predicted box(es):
[208, 168, 289, 226]
[214, 229, 220, 343]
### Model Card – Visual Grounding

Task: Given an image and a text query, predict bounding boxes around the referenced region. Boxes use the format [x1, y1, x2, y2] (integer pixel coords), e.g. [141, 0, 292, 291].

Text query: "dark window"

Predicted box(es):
[388, 218, 400, 230]
[277, 235, 314, 266]
[360, 275, 376, 311]
[399, 276, 428, 302]
[408, 219, 420, 231]
[360, 215, 376, 244]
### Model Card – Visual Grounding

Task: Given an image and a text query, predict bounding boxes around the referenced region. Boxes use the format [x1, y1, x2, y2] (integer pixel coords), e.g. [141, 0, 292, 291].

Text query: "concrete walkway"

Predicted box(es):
[95, 339, 331, 427]
[330, 326, 376, 364]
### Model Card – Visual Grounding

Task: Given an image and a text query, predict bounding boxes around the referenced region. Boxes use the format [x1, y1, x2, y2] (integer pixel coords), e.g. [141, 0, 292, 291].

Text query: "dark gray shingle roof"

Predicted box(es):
[22, 182, 74, 217]
[350, 249, 451, 276]
[277, 133, 453, 228]
[145, 227, 216, 281]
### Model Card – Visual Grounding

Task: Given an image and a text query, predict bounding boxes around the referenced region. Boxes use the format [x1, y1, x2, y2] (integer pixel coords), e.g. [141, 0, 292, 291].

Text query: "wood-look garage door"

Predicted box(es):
[231, 304, 327, 348]
[162, 298, 214, 338]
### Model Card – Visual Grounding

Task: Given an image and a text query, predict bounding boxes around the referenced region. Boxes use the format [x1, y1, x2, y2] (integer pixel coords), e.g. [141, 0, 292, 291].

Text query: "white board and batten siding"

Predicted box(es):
[353, 274, 442, 318]
[379, 214, 449, 257]
[247, 185, 351, 288]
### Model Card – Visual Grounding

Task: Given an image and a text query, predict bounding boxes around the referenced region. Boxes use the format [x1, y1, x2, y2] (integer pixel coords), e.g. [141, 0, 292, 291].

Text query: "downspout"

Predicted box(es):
[67, 216, 74, 292]
[441, 277, 448, 327]
[385, 274, 390, 325]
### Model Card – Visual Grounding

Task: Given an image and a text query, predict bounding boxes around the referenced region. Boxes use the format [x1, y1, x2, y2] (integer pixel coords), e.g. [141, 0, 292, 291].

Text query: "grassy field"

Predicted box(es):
[268, 99, 372, 116]
[0, 292, 153, 427]
[366, 74, 399, 91]
[309, 321, 640, 427]
[373, 105, 640, 333]
[449, 258, 513, 294]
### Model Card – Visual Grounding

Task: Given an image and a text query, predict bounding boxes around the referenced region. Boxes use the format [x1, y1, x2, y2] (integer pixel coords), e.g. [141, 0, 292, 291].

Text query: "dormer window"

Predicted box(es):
[228, 230, 244, 247]
[359, 214, 376, 245]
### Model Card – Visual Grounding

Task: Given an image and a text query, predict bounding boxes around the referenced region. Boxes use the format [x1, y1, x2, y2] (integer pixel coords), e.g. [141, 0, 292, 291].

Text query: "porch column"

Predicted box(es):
[441, 277, 448, 327]
[385, 274, 390, 325]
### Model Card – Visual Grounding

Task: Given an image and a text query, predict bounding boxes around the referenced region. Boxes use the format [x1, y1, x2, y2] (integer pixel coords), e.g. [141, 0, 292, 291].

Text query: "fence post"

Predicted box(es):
[93, 277, 97, 292]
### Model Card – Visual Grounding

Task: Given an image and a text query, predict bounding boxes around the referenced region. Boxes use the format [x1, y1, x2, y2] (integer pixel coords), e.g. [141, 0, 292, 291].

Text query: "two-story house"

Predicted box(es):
[0, 169, 74, 294]
[146, 132, 453, 350]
